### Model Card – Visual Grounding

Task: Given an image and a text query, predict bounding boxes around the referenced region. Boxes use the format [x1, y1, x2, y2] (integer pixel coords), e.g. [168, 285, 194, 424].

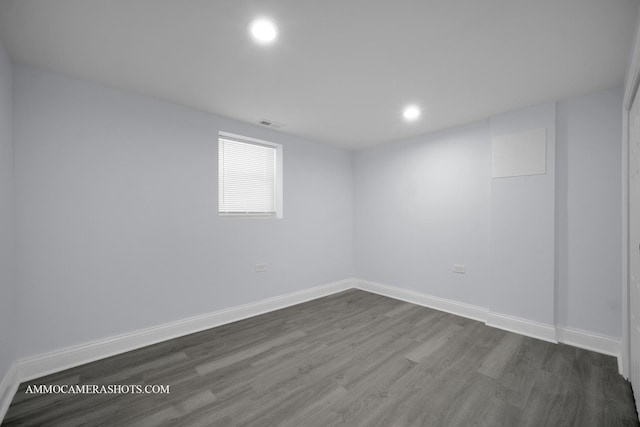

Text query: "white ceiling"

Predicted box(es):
[0, 0, 637, 150]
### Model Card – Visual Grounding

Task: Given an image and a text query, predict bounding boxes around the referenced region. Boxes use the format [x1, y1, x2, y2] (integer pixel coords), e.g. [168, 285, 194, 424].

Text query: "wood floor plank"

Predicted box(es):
[405, 322, 463, 363]
[131, 389, 217, 427]
[3, 289, 637, 426]
[477, 331, 524, 378]
[494, 337, 552, 409]
[384, 301, 418, 317]
[194, 330, 306, 375]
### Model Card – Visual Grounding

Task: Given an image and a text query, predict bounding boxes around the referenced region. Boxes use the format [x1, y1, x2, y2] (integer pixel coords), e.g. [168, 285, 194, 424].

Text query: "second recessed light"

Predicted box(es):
[250, 18, 278, 44]
[403, 105, 421, 121]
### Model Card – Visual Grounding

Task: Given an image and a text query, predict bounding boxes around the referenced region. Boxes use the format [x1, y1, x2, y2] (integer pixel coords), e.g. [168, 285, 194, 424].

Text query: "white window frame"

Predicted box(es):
[218, 131, 283, 218]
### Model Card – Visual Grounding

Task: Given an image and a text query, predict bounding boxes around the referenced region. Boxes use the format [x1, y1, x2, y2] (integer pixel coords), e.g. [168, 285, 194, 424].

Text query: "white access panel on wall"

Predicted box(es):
[491, 128, 547, 178]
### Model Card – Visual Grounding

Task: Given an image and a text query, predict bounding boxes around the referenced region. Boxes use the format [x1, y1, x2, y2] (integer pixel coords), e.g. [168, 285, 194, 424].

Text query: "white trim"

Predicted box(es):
[218, 131, 276, 148]
[556, 326, 622, 359]
[622, 4, 640, 380]
[3, 276, 627, 422]
[17, 279, 354, 382]
[355, 279, 626, 372]
[624, 109, 633, 381]
[486, 311, 557, 344]
[354, 279, 488, 322]
[624, 15, 640, 110]
[0, 362, 19, 423]
[355, 279, 560, 344]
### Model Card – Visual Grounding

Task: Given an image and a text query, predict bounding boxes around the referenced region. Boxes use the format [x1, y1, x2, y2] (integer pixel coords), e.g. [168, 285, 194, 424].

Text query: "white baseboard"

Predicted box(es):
[354, 278, 624, 371]
[355, 279, 488, 322]
[18, 278, 354, 382]
[3, 276, 625, 423]
[355, 279, 557, 343]
[556, 326, 623, 371]
[486, 311, 557, 344]
[0, 362, 19, 423]
[356, 279, 557, 343]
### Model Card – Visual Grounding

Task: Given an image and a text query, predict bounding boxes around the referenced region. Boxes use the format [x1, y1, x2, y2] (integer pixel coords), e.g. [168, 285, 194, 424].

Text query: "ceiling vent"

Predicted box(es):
[258, 119, 286, 129]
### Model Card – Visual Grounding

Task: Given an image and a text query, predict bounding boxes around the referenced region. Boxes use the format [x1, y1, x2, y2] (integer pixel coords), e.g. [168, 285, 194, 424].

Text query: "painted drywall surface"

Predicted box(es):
[354, 102, 559, 327]
[556, 87, 623, 337]
[13, 64, 354, 357]
[351, 90, 622, 338]
[354, 121, 492, 308]
[489, 103, 556, 325]
[11, 60, 625, 360]
[0, 42, 15, 381]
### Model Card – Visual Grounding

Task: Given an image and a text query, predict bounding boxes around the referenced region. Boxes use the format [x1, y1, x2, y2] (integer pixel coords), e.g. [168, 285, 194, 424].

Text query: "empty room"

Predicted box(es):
[2, 0, 640, 425]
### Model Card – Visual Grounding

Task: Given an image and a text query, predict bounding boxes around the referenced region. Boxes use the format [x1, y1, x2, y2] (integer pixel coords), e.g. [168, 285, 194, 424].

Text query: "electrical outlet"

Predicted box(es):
[452, 264, 466, 274]
[255, 263, 267, 272]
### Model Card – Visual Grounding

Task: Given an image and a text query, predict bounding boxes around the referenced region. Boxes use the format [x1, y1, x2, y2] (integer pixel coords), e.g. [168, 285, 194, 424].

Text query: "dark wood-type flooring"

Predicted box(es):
[3, 289, 638, 426]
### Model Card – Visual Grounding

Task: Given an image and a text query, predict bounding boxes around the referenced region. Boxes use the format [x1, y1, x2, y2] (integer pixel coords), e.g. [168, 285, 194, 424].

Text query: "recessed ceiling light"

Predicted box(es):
[403, 105, 421, 121]
[250, 19, 278, 44]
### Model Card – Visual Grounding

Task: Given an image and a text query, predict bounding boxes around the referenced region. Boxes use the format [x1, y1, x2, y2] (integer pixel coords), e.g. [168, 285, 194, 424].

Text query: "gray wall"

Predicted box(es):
[354, 121, 492, 307]
[354, 89, 623, 337]
[13, 64, 354, 357]
[556, 87, 623, 337]
[7, 61, 626, 362]
[489, 103, 556, 324]
[0, 42, 16, 380]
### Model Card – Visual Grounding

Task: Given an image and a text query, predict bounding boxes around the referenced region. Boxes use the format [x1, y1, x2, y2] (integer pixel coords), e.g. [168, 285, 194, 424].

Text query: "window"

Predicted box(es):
[218, 132, 283, 218]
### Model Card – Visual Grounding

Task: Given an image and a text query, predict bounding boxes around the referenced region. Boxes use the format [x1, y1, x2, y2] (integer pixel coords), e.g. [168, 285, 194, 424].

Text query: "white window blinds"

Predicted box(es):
[218, 136, 280, 216]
